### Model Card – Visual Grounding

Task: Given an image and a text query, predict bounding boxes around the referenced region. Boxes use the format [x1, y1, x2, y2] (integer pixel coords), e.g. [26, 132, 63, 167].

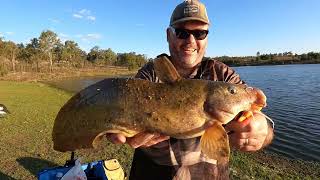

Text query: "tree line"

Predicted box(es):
[215, 51, 320, 66]
[1, 30, 319, 76]
[0, 30, 148, 76]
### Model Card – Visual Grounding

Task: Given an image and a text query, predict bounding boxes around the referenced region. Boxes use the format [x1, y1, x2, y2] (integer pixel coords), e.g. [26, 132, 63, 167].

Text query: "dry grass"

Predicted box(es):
[0, 66, 137, 82]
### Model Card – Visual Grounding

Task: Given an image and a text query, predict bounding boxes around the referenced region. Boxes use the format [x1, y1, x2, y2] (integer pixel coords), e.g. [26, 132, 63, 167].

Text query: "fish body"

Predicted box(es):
[52, 56, 267, 162]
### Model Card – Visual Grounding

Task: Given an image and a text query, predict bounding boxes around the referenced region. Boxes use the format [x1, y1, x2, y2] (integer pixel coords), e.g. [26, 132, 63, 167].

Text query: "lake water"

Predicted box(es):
[234, 64, 320, 162]
[48, 64, 320, 162]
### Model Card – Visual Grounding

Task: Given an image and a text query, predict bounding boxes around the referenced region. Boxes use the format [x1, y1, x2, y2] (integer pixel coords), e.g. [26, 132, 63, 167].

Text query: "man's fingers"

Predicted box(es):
[239, 145, 259, 152]
[225, 116, 252, 133]
[107, 132, 169, 148]
[229, 132, 252, 139]
[127, 133, 156, 148]
[106, 133, 127, 144]
[229, 137, 261, 151]
[141, 135, 170, 148]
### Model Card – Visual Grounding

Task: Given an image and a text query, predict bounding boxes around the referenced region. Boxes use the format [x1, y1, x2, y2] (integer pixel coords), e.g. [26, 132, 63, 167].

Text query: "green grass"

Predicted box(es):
[0, 81, 133, 179]
[0, 81, 319, 179]
[230, 151, 320, 179]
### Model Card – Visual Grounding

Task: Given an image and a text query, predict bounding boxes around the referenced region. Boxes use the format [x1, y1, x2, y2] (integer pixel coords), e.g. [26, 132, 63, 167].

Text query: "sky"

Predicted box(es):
[1, 0, 320, 59]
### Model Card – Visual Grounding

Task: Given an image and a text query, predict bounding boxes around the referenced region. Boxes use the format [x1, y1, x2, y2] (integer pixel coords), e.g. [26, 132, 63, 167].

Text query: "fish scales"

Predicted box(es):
[53, 78, 211, 151]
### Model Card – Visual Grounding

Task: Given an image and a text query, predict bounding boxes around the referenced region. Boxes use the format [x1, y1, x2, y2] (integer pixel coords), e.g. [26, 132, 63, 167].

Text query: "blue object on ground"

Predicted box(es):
[38, 160, 108, 180]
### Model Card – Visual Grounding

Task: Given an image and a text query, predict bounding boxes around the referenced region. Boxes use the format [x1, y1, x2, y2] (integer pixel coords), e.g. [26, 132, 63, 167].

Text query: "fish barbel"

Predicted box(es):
[52, 56, 267, 162]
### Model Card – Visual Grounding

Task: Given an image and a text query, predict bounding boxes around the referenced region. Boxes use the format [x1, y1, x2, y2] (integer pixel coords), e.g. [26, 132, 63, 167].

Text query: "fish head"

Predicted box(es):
[204, 82, 267, 124]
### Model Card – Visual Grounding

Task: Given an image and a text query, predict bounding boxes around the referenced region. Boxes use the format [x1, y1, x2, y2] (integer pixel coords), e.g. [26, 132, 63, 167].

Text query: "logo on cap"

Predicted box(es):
[184, 5, 199, 16]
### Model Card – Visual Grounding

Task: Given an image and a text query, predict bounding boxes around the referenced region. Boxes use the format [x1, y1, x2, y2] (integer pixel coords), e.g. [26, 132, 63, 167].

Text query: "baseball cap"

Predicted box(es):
[170, 0, 210, 26]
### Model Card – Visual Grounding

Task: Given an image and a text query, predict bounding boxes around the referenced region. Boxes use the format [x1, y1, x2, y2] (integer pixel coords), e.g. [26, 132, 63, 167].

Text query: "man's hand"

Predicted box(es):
[107, 132, 169, 148]
[224, 111, 274, 151]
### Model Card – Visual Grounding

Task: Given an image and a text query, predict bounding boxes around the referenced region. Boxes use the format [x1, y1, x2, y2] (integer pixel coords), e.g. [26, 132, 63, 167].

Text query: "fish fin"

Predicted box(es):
[153, 55, 181, 83]
[200, 121, 230, 163]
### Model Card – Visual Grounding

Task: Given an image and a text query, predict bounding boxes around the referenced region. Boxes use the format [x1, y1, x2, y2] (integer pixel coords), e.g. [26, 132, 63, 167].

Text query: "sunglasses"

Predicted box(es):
[171, 27, 209, 40]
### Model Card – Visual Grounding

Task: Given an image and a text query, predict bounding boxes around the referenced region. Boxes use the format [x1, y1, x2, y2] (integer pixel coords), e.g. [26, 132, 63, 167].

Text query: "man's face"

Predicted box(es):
[167, 21, 209, 69]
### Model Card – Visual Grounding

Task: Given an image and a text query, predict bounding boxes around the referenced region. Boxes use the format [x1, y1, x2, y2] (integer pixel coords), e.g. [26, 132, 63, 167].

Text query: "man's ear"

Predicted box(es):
[166, 28, 171, 42]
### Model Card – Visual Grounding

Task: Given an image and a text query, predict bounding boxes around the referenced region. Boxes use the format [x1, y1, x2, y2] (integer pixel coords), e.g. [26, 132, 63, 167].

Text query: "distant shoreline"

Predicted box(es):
[1, 60, 319, 82]
[219, 59, 320, 67]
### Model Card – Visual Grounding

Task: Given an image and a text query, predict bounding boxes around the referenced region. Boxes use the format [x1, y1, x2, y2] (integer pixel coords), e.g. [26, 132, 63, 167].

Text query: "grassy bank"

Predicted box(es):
[0, 81, 319, 179]
[0, 81, 133, 179]
[0, 66, 137, 82]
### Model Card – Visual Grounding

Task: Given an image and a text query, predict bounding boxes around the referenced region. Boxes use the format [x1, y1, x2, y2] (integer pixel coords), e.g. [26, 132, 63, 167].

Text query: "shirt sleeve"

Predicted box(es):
[135, 62, 156, 82]
[212, 60, 245, 85]
[135, 61, 162, 83]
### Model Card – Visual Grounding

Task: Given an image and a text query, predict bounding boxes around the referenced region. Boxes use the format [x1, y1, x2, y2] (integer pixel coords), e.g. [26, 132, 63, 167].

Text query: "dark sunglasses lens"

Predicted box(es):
[174, 28, 208, 40]
[175, 29, 190, 39]
[193, 30, 208, 40]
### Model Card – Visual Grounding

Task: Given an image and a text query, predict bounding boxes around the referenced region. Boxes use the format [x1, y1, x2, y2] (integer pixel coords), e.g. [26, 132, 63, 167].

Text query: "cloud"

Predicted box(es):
[87, 16, 96, 21]
[76, 33, 102, 43]
[73, 14, 83, 19]
[79, 9, 91, 15]
[72, 9, 96, 21]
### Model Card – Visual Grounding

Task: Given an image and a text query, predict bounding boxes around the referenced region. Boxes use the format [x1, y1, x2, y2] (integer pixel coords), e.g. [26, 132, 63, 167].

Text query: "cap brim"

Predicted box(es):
[170, 17, 210, 26]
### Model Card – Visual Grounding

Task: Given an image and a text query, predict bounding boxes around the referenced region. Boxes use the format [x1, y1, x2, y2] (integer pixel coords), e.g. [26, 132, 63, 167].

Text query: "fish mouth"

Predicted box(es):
[251, 104, 265, 111]
[251, 88, 267, 111]
[211, 108, 237, 125]
[218, 108, 236, 119]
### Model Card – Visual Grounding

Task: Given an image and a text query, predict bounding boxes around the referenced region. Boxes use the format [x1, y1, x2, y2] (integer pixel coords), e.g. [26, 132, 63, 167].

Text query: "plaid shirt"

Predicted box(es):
[130, 54, 244, 180]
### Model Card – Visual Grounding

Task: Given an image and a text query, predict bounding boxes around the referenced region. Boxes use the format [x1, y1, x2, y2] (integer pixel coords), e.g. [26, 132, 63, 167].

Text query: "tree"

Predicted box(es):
[18, 38, 38, 63]
[101, 48, 117, 65]
[87, 46, 101, 63]
[60, 40, 87, 67]
[256, 51, 261, 61]
[116, 52, 147, 69]
[307, 52, 320, 60]
[256, 51, 260, 57]
[61, 41, 77, 62]
[0, 41, 18, 72]
[39, 30, 60, 72]
[22, 38, 43, 71]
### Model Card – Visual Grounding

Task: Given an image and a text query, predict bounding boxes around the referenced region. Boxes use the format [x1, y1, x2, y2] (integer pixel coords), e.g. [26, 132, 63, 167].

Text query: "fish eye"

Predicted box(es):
[228, 86, 237, 94]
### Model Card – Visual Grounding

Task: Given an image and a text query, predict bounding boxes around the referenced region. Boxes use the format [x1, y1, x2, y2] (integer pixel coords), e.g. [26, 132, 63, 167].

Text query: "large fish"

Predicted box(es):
[52, 56, 267, 162]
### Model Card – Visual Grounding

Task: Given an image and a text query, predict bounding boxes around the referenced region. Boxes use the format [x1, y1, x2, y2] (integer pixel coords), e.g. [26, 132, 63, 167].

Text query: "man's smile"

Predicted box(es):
[182, 47, 197, 54]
